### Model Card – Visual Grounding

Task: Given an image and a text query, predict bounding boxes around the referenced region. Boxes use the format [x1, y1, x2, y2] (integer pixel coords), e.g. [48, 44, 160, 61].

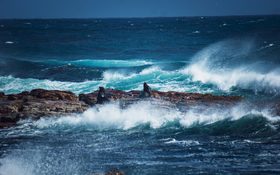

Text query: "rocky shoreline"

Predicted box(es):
[0, 88, 243, 128]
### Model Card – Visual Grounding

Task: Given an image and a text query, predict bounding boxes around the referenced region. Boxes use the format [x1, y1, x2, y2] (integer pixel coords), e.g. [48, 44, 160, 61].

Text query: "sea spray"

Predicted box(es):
[183, 39, 280, 94]
[1, 16, 280, 174]
[27, 101, 280, 132]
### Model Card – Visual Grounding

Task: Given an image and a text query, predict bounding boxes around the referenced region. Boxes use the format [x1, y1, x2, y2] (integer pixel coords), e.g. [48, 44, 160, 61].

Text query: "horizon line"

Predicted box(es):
[0, 13, 279, 20]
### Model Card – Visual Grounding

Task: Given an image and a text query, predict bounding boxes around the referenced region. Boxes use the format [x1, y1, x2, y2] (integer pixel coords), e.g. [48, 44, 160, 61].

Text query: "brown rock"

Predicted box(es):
[30, 89, 78, 101]
[0, 88, 244, 128]
[105, 169, 124, 175]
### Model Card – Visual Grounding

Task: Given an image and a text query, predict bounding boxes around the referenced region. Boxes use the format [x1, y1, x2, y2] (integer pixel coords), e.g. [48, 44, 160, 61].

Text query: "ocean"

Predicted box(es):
[0, 16, 280, 174]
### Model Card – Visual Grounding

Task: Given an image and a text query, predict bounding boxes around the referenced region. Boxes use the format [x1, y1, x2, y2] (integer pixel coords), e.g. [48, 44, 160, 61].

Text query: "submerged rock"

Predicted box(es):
[0, 88, 242, 128]
[105, 169, 125, 175]
[0, 92, 4, 98]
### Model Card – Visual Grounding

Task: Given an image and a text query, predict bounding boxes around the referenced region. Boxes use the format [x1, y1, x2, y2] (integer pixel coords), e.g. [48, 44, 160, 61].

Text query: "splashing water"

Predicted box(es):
[183, 39, 280, 94]
[1, 16, 280, 174]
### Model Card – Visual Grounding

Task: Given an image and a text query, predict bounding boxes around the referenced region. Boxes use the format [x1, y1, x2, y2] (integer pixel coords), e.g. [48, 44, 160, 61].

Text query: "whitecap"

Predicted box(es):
[5, 41, 14, 44]
[0, 75, 100, 94]
[192, 30, 200, 34]
[243, 139, 261, 144]
[102, 71, 131, 81]
[164, 138, 200, 146]
[181, 39, 280, 94]
[27, 100, 280, 131]
[259, 43, 274, 50]
[33, 101, 180, 130]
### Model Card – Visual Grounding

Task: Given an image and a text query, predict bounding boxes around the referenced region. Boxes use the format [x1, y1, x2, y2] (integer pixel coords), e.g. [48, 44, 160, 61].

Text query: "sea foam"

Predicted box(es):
[31, 101, 280, 131]
[182, 39, 280, 94]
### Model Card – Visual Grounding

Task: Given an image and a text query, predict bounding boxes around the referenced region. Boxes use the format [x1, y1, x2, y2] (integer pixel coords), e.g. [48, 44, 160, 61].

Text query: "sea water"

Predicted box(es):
[0, 16, 280, 174]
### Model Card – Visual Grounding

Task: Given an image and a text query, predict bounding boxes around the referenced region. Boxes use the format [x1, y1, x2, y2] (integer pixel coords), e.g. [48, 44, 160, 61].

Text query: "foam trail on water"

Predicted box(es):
[45, 59, 153, 68]
[164, 139, 200, 147]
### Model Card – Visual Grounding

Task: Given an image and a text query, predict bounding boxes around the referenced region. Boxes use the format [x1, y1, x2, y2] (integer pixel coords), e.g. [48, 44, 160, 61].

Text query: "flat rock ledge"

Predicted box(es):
[0, 89, 242, 128]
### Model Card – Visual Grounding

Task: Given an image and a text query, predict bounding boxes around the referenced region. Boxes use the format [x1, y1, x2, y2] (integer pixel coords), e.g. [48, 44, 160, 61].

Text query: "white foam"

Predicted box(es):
[34, 101, 180, 130]
[0, 75, 100, 94]
[140, 66, 161, 75]
[30, 101, 280, 130]
[102, 71, 130, 81]
[0, 157, 35, 175]
[164, 138, 200, 146]
[101, 66, 163, 82]
[184, 63, 280, 92]
[68, 59, 153, 68]
[182, 39, 280, 94]
[5, 41, 14, 44]
[0, 65, 186, 94]
[259, 43, 275, 50]
[0, 150, 80, 175]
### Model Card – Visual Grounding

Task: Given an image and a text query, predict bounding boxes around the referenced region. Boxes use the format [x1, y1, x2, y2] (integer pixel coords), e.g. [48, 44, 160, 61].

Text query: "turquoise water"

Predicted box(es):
[0, 16, 280, 174]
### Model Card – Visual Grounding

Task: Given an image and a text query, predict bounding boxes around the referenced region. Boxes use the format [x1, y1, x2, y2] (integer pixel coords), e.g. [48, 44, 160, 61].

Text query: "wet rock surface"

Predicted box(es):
[0, 88, 243, 128]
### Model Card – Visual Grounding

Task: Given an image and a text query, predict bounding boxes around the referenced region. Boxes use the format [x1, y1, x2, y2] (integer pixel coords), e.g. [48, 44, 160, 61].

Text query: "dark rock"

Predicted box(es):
[30, 89, 78, 101]
[105, 169, 124, 175]
[0, 92, 4, 98]
[0, 88, 244, 128]
[7, 95, 18, 100]
[96, 86, 109, 104]
[79, 93, 97, 106]
[140, 82, 152, 98]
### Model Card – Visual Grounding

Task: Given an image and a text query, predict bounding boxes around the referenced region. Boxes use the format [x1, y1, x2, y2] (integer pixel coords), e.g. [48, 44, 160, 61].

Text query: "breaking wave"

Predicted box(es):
[1, 39, 280, 96]
[18, 101, 280, 133]
[0, 66, 214, 94]
[182, 39, 280, 94]
[1, 101, 280, 175]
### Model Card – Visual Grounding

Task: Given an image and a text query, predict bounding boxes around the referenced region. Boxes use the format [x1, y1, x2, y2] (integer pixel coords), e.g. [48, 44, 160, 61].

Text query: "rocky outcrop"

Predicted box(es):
[0, 88, 242, 128]
[0, 89, 88, 128]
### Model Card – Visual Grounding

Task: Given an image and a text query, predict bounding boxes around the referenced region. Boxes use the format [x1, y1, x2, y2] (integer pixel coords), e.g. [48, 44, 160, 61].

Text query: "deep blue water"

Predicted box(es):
[0, 16, 280, 174]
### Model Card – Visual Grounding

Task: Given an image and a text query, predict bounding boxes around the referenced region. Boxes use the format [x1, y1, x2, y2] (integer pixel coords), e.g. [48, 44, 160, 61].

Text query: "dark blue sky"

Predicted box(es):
[0, 0, 279, 18]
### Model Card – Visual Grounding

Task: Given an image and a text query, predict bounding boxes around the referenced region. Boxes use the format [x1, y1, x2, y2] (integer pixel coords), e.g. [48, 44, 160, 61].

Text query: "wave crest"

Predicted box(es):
[182, 39, 280, 94]
[30, 101, 280, 132]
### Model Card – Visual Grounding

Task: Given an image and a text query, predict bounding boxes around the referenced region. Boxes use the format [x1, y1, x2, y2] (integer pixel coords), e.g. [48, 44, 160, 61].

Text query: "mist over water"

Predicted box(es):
[183, 39, 280, 95]
[0, 16, 280, 174]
